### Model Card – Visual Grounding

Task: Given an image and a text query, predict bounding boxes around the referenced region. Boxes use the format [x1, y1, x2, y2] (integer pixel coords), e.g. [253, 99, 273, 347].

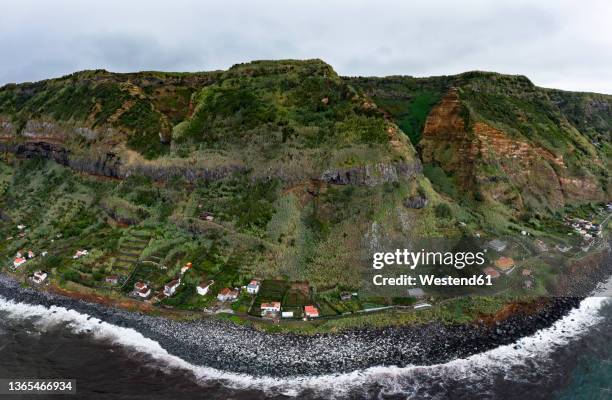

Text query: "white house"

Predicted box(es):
[27, 250, 35, 259]
[73, 249, 89, 259]
[137, 286, 151, 298]
[407, 288, 426, 298]
[246, 280, 260, 294]
[217, 288, 239, 302]
[260, 301, 280, 313]
[197, 280, 214, 296]
[32, 271, 47, 284]
[13, 257, 26, 268]
[180, 262, 192, 275]
[281, 311, 294, 318]
[260, 302, 281, 317]
[164, 279, 181, 297]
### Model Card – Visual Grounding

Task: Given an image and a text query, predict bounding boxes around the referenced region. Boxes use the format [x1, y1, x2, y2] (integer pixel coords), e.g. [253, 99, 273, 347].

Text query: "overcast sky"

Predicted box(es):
[1, 0, 611, 93]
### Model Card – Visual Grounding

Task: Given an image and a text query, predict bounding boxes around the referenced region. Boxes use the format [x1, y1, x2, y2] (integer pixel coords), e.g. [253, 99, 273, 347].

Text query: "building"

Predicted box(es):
[407, 288, 425, 298]
[483, 267, 500, 279]
[487, 239, 507, 253]
[494, 256, 515, 273]
[137, 286, 151, 298]
[246, 280, 260, 294]
[13, 257, 26, 268]
[340, 292, 352, 301]
[261, 302, 281, 317]
[281, 311, 294, 318]
[304, 305, 319, 318]
[217, 288, 239, 302]
[32, 271, 47, 284]
[200, 212, 215, 222]
[197, 280, 214, 296]
[180, 262, 192, 275]
[164, 279, 181, 297]
[105, 275, 119, 285]
[73, 249, 89, 259]
[27, 250, 35, 259]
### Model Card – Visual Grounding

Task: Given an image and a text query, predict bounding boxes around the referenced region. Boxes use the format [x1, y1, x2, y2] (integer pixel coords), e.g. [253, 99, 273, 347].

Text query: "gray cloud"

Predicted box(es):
[1, 0, 610, 93]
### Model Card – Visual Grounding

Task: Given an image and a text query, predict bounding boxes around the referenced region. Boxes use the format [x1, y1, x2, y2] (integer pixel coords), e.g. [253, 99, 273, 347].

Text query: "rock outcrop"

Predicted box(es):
[321, 161, 422, 186]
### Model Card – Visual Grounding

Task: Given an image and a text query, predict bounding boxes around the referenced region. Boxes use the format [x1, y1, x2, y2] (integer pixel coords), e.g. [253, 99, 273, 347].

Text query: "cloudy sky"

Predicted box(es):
[1, 0, 611, 93]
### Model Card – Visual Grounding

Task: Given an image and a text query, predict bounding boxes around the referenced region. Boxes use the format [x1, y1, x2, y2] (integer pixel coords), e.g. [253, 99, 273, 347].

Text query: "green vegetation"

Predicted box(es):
[0, 60, 610, 333]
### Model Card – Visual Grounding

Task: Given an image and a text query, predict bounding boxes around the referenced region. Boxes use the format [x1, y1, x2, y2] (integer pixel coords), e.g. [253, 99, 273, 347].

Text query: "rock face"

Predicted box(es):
[404, 195, 428, 209]
[321, 161, 422, 186]
[419, 89, 478, 188]
[419, 88, 607, 210]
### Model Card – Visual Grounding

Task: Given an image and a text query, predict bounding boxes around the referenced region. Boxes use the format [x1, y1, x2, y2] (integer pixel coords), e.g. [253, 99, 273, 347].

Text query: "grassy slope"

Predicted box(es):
[0, 62, 610, 329]
[350, 71, 611, 234]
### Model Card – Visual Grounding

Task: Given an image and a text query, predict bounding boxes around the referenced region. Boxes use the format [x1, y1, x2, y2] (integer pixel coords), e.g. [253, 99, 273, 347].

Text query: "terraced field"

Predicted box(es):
[113, 229, 152, 287]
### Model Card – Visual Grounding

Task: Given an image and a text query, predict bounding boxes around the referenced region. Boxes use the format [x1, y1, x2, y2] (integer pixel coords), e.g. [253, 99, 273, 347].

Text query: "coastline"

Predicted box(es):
[0, 279, 603, 379]
[0, 241, 609, 378]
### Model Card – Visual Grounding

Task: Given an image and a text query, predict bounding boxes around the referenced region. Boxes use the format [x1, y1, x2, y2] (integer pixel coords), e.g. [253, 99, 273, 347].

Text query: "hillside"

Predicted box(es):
[349, 72, 611, 227]
[0, 60, 610, 326]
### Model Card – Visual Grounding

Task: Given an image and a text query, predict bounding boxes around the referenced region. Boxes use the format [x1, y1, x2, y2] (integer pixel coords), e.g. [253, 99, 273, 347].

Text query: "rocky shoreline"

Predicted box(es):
[0, 274, 601, 378]
[1, 242, 609, 378]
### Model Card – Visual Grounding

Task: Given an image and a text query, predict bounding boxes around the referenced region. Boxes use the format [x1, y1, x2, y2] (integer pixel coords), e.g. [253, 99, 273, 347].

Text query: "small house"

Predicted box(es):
[407, 288, 425, 298]
[304, 305, 319, 318]
[483, 267, 500, 279]
[200, 212, 215, 222]
[340, 292, 352, 301]
[17, 224, 26, 230]
[494, 256, 515, 273]
[197, 280, 214, 296]
[217, 288, 239, 302]
[73, 249, 89, 259]
[246, 280, 260, 294]
[27, 250, 35, 259]
[281, 311, 294, 318]
[137, 286, 151, 298]
[13, 257, 26, 268]
[164, 279, 181, 297]
[105, 275, 119, 285]
[32, 271, 47, 284]
[180, 262, 193, 275]
[261, 301, 281, 317]
[134, 282, 147, 291]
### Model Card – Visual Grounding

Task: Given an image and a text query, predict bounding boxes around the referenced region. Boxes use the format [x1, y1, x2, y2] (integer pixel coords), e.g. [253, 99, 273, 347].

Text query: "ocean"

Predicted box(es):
[0, 279, 611, 400]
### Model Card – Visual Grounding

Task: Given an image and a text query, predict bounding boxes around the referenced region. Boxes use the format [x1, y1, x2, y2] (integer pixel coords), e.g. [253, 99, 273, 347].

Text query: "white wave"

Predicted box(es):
[1, 281, 610, 399]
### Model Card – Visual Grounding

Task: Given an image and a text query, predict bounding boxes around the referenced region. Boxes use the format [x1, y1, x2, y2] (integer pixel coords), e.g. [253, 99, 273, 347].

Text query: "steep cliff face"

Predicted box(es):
[0, 60, 420, 186]
[352, 72, 611, 213]
[419, 87, 606, 210]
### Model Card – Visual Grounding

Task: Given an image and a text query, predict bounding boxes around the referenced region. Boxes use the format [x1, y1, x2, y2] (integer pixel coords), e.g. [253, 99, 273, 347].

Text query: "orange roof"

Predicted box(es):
[219, 287, 231, 295]
[494, 256, 515, 270]
[261, 302, 280, 309]
[14, 257, 26, 263]
[483, 267, 500, 278]
[304, 305, 319, 316]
